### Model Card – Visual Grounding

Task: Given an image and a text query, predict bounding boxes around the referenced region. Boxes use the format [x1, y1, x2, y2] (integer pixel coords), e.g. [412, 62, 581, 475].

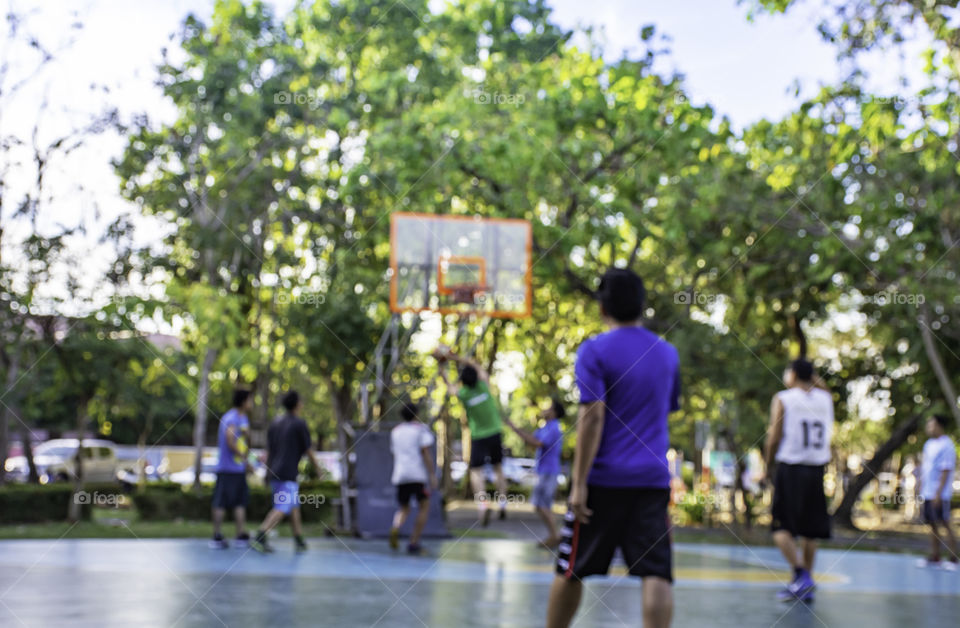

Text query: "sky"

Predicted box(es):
[0, 0, 933, 312]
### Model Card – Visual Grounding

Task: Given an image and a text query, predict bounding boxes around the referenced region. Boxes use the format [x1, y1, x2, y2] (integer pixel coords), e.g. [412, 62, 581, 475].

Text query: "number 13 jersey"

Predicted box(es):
[776, 387, 834, 466]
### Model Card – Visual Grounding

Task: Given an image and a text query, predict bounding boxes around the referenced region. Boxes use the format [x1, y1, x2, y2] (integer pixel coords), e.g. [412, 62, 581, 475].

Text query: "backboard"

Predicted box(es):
[389, 213, 532, 318]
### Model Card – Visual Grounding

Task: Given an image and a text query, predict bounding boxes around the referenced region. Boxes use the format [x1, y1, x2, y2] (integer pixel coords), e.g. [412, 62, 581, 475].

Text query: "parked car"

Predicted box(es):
[4, 439, 118, 484]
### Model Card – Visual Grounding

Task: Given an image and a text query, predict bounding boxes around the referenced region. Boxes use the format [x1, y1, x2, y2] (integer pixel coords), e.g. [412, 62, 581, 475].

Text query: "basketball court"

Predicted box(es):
[1, 537, 957, 627]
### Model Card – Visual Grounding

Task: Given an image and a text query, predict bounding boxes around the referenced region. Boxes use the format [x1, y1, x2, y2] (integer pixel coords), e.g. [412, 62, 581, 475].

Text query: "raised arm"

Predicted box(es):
[503, 415, 543, 449]
[447, 350, 489, 384]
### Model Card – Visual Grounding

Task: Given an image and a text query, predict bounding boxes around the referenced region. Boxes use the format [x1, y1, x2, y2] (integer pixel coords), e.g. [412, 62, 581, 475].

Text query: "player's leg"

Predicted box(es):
[210, 507, 227, 548]
[546, 576, 582, 628]
[642, 577, 673, 628]
[290, 506, 308, 552]
[772, 531, 800, 569]
[622, 488, 674, 627]
[233, 475, 250, 544]
[800, 537, 817, 572]
[537, 506, 560, 547]
[391, 484, 412, 550]
[490, 434, 507, 519]
[941, 515, 958, 564]
[210, 473, 229, 548]
[930, 519, 944, 562]
[233, 505, 247, 539]
[492, 463, 507, 519]
[409, 490, 430, 553]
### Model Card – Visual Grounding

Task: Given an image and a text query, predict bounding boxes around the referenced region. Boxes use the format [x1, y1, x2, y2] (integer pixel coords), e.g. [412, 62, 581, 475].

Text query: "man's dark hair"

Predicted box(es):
[597, 268, 645, 322]
[401, 401, 418, 422]
[932, 414, 951, 430]
[282, 390, 300, 412]
[790, 359, 814, 382]
[551, 399, 566, 420]
[460, 365, 478, 387]
[232, 389, 252, 408]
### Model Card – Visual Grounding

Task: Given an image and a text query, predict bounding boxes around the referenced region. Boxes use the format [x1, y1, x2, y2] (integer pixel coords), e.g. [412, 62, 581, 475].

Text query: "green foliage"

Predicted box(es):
[0, 484, 94, 523]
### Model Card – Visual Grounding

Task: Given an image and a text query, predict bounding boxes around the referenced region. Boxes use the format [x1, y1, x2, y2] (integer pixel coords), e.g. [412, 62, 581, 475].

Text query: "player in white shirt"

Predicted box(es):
[764, 359, 833, 602]
[915, 414, 958, 571]
[389, 401, 437, 555]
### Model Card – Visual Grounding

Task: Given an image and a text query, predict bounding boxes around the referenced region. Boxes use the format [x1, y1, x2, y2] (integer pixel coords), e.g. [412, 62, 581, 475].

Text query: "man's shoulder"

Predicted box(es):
[580, 328, 677, 355]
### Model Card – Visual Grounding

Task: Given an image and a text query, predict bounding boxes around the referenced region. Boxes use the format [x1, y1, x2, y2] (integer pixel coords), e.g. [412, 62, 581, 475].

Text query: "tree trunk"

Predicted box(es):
[137, 413, 154, 487]
[918, 307, 960, 425]
[0, 351, 22, 485]
[331, 381, 354, 532]
[192, 347, 218, 491]
[68, 401, 90, 522]
[833, 414, 922, 529]
[22, 429, 39, 483]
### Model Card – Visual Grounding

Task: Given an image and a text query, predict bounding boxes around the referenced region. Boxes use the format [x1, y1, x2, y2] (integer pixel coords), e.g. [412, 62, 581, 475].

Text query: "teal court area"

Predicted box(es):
[0, 538, 958, 627]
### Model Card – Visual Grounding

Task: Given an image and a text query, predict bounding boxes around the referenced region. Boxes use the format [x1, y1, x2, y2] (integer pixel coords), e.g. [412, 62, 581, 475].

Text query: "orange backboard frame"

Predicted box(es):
[389, 212, 532, 318]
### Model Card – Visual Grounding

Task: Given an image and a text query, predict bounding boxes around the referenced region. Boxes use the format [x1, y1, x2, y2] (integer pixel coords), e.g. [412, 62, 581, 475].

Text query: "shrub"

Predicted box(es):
[0, 484, 94, 523]
[132, 482, 335, 522]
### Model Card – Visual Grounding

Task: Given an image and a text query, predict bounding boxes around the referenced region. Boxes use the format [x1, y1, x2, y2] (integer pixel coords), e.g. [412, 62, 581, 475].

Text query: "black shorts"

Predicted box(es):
[923, 499, 951, 524]
[212, 472, 249, 510]
[469, 433, 503, 468]
[396, 482, 429, 506]
[771, 463, 831, 539]
[556, 486, 673, 582]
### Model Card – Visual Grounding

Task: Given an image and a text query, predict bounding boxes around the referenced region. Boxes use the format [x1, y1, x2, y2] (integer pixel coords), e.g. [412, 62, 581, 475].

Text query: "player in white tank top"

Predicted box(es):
[764, 358, 834, 604]
[774, 386, 834, 466]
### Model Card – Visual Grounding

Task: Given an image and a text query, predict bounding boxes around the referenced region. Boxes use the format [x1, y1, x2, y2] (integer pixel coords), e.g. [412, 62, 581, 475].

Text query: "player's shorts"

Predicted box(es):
[923, 499, 952, 524]
[555, 486, 672, 582]
[212, 472, 249, 510]
[771, 463, 831, 539]
[531, 473, 559, 509]
[271, 480, 299, 515]
[396, 482, 429, 506]
[469, 433, 504, 468]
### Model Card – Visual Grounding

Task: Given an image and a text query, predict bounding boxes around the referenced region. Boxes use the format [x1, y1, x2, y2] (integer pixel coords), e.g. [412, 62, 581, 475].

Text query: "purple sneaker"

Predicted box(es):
[787, 569, 815, 602]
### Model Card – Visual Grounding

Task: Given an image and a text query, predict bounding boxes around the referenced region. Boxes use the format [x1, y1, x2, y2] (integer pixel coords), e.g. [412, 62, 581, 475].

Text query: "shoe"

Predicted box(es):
[234, 533, 250, 549]
[481, 509, 492, 528]
[250, 534, 274, 554]
[915, 557, 941, 569]
[499, 508, 506, 521]
[406, 543, 423, 555]
[389, 527, 400, 551]
[787, 569, 815, 602]
[208, 534, 229, 550]
[941, 560, 958, 572]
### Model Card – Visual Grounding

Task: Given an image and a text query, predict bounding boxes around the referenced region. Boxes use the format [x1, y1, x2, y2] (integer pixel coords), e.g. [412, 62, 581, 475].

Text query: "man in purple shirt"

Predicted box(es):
[547, 268, 680, 628]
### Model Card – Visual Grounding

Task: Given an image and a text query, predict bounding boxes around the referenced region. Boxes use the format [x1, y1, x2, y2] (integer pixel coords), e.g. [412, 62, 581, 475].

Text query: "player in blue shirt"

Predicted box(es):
[547, 268, 680, 628]
[210, 389, 254, 549]
[504, 399, 566, 548]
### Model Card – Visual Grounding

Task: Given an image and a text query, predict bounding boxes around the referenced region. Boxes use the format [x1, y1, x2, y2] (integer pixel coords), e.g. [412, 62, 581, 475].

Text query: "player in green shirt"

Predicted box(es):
[436, 346, 508, 526]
